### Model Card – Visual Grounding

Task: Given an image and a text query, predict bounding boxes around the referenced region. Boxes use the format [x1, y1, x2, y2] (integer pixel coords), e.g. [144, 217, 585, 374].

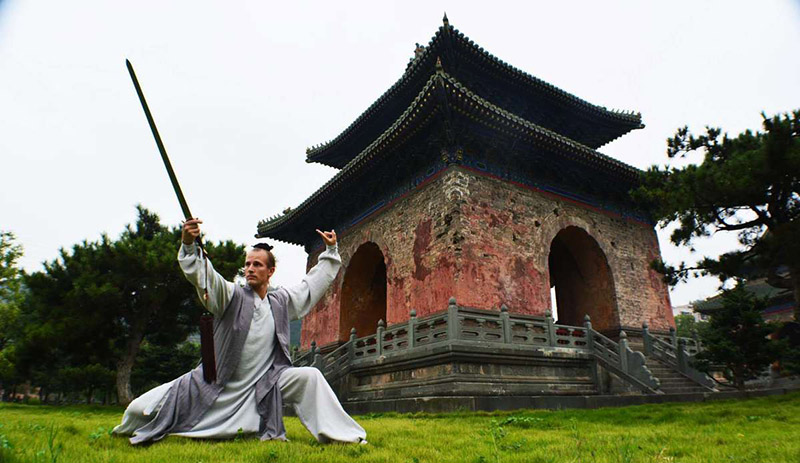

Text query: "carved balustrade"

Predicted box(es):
[297, 297, 665, 394]
[651, 326, 702, 355]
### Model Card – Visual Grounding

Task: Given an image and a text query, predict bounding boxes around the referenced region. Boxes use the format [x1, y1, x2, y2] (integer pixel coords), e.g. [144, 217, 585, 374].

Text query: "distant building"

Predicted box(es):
[694, 279, 795, 323]
[672, 303, 707, 322]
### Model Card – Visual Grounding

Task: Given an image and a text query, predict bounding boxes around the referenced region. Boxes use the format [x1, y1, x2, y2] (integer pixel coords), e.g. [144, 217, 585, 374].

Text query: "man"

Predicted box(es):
[113, 218, 366, 444]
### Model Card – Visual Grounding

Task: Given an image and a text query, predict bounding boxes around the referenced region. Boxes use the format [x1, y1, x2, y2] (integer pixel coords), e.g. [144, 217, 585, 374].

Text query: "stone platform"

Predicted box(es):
[339, 387, 797, 414]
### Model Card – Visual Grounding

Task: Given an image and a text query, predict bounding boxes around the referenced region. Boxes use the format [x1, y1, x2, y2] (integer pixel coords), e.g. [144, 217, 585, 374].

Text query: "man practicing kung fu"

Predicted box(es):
[114, 218, 366, 444]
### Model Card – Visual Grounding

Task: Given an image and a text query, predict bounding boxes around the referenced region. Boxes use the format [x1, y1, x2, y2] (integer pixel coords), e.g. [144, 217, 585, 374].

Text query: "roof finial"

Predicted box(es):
[414, 42, 425, 60]
[442, 12, 449, 27]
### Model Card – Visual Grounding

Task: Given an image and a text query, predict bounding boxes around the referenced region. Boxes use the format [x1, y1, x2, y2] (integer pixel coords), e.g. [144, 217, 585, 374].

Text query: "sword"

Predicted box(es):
[125, 59, 217, 384]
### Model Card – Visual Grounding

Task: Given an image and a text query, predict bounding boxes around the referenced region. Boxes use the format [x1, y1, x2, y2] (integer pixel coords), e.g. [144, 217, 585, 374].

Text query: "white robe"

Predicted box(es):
[113, 243, 366, 443]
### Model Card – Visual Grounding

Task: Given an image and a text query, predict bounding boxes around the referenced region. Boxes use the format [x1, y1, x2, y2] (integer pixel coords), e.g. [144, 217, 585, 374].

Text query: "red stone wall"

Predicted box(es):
[452, 167, 673, 332]
[300, 168, 463, 348]
[300, 167, 674, 348]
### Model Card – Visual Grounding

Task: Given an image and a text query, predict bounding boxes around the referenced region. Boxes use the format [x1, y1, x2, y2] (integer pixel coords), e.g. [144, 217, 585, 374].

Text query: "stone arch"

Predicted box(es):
[339, 242, 387, 340]
[547, 226, 619, 332]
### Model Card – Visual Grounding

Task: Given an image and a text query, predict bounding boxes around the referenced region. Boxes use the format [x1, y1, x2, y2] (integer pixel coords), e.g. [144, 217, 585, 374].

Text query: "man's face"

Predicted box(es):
[244, 249, 275, 289]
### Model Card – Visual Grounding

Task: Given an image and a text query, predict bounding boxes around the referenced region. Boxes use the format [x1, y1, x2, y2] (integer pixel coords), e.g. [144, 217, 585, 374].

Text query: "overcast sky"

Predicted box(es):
[1, 0, 799, 306]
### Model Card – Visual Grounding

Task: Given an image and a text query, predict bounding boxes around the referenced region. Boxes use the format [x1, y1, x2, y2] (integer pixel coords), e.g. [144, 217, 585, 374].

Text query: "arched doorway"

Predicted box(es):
[548, 226, 618, 332]
[339, 242, 387, 340]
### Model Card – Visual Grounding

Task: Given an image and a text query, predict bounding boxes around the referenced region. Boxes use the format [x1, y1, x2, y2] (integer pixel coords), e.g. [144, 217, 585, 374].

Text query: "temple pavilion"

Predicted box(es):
[256, 16, 674, 358]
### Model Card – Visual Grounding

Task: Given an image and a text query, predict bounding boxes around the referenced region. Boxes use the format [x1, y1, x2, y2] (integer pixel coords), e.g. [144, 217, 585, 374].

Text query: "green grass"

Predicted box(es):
[1, 393, 799, 463]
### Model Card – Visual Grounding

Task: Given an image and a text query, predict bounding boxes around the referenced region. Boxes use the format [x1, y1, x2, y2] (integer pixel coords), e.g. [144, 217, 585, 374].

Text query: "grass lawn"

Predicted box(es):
[1, 392, 799, 463]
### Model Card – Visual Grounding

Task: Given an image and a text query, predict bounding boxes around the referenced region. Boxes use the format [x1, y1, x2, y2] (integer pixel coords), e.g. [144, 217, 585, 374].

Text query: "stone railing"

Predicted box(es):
[651, 326, 702, 355]
[296, 298, 661, 393]
[584, 317, 661, 394]
[292, 343, 316, 366]
[642, 322, 716, 390]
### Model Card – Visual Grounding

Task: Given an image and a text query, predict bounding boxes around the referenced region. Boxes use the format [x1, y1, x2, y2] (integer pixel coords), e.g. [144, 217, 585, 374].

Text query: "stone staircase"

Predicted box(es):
[645, 357, 712, 394]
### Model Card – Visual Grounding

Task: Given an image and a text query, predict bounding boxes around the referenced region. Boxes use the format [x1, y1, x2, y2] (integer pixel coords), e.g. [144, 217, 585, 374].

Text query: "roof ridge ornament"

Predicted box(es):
[442, 12, 449, 27]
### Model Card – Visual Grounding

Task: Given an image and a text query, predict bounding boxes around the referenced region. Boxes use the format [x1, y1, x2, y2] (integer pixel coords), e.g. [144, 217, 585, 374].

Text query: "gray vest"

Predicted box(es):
[129, 285, 293, 444]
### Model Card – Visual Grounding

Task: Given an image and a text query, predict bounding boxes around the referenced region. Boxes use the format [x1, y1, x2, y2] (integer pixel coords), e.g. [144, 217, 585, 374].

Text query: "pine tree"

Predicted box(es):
[693, 283, 781, 389]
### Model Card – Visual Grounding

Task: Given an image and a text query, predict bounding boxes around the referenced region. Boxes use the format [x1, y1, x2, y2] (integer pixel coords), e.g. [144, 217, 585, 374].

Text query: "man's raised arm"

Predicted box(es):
[285, 229, 342, 321]
[177, 218, 235, 317]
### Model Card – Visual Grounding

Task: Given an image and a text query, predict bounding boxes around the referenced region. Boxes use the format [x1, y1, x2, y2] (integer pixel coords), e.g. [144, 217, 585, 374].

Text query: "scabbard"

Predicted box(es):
[199, 313, 217, 383]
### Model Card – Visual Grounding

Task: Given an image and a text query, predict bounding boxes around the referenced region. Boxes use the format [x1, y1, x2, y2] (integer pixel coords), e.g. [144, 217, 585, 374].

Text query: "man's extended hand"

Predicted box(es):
[182, 218, 203, 245]
[316, 229, 337, 247]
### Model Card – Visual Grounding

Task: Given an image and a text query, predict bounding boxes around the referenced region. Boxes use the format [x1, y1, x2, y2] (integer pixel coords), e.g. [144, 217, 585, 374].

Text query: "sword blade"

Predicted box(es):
[126, 59, 194, 220]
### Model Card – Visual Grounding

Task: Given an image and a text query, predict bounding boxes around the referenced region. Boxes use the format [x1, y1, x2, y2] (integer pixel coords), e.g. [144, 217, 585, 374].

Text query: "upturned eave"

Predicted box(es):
[258, 69, 642, 244]
[305, 20, 643, 168]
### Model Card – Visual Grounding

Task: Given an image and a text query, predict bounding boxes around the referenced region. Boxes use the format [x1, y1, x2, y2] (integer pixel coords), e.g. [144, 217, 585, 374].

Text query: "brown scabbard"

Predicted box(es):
[199, 313, 217, 383]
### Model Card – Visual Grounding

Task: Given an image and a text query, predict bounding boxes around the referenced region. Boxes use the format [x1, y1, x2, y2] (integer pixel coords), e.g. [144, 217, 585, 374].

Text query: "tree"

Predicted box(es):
[692, 283, 781, 389]
[0, 232, 24, 350]
[0, 231, 25, 396]
[633, 111, 800, 319]
[131, 341, 200, 396]
[674, 313, 703, 338]
[19, 206, 245, 405]
[58, 364, 115, 404]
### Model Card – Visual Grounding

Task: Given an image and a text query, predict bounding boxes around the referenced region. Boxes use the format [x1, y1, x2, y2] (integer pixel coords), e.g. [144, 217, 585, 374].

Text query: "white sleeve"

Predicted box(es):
[177, 242, 236, 318]
[285, 244, 342, 321]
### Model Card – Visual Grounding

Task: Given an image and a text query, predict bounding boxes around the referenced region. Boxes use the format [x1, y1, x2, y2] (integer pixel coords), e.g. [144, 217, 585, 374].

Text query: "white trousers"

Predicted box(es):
[278, 367, 366, 443]
[115, 367, 365, 443]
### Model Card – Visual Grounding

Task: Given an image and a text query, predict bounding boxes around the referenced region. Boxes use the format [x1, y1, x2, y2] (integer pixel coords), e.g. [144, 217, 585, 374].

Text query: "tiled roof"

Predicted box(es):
[694, 278, 794, 313]
[306, 16, 642, 168]
[258, 68, 641, 243]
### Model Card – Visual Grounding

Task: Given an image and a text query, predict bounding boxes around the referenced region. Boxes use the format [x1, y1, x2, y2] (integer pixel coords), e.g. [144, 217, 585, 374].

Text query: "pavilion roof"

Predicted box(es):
[694, 278, 795, 314]
[305, 15, 643, 169]
[258, 67, 642, 246]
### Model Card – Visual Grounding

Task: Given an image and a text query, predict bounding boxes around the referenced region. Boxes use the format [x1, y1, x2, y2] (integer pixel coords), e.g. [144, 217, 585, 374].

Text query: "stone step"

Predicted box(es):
[647, 367, 680, 374]
[646, 363, 676, 369]
[651, 372, 690, 379]
[656, 375, 701, 383]
[645, 361, 676, 368]
[641, 358, 713, 393]
[650, 372, 687, 380]
[658, 377, 698, 384]
[658, 386, 710, 394]
[643, 366, 715, 393]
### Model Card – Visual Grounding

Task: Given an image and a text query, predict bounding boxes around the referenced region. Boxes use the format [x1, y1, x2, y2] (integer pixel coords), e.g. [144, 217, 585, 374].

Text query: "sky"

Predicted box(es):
[1, 0, 799, 306]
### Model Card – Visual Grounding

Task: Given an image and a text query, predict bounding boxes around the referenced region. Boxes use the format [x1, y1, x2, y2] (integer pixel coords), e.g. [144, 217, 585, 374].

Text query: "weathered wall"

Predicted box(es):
[453, 167, 673, 333]
[300, 166, 674, 348]
[300, 169, 464, 348]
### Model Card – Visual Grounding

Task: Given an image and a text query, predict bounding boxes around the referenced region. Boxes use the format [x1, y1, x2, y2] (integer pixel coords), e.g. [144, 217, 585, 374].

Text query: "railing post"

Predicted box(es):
[408, 309, 417, 348]
[677, 338, 688, 373]
[692, 329, 701, 353]
[642, 322, 652, 356]
[348, 327, 357, 361]
[619, 331, 629, 374]
[311, 341, 322, 371]
[545, 309, 556, 347]
[447, 297, 460, 340]
[583, 315, 593, 351]
[500, 304, 511, 343]
[669, 326, 677, 347]
[376, 319, 385, 356]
